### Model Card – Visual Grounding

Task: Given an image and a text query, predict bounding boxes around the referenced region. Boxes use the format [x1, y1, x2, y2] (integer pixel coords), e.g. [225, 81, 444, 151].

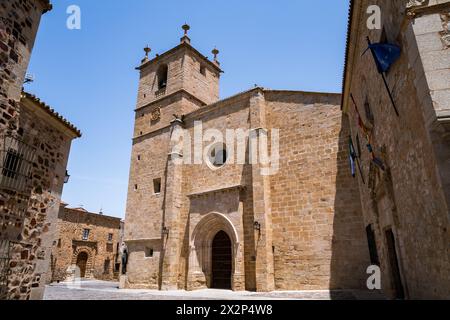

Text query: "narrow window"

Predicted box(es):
[145, 247, 154, 258]
[134, 184, 138, 191]
[200, 64, 206, 76]
[137, 155, 141, 161]
[82, 229, 90, 241]
[153, 178, 161, 194]
[108, 233, 113, 242]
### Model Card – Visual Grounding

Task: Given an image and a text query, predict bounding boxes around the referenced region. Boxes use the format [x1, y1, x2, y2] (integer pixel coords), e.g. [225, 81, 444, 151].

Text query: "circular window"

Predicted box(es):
[207, 143, 228, 169]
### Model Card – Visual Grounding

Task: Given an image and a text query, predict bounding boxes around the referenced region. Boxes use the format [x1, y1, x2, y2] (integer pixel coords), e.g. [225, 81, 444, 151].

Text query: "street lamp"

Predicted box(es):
[64, 170, 70, 184]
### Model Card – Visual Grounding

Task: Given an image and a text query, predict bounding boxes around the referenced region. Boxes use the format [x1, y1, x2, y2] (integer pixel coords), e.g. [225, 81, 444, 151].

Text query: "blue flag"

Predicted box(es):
[368, 43, 401, 73]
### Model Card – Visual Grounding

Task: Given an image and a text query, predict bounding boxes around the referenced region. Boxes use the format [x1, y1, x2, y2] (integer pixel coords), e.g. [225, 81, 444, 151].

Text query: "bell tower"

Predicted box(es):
[123, 25, 223, 290]
[133, 24, 223, 138]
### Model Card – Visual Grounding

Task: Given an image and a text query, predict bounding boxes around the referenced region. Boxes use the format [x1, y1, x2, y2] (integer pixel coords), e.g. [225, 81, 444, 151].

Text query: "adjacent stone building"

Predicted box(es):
[50, 204, 123, 282]
[0, 92, 80, 299]
[342, 0, 450, 299]
[0, 0, 82, 300]
[122, 27, 370, 292]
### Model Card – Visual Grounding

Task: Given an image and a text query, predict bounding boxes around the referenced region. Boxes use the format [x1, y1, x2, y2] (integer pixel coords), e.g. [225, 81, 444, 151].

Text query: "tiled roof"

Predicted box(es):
[22, 91, 82, 138]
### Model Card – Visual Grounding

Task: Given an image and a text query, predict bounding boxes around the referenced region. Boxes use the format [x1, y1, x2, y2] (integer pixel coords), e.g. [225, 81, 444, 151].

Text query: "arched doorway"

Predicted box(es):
[76, 252, 88, 278]
[211, 231, 232, 289]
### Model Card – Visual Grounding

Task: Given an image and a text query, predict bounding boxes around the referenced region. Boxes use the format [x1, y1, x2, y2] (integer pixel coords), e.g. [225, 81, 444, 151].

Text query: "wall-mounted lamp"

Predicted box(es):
[253, 221, 261, 231]
[162, 226, 170, 235]
[64, 170, 70, 184]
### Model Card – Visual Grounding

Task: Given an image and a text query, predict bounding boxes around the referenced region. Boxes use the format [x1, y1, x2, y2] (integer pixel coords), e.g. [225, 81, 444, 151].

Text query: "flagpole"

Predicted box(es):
[356, 158, 365, 184]
[381, 72, 400, 117]
[366, 36, 400, 117]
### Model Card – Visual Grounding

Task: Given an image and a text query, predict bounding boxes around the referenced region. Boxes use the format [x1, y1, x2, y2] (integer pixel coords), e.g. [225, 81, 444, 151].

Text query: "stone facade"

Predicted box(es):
[50, 205, 123, 282]
[342, 0, 450, 299]
[122, 29, 370, 292]
[0, 0, 82, 300]
[0, 0, 51, 135]
[0, 93, 80, 300]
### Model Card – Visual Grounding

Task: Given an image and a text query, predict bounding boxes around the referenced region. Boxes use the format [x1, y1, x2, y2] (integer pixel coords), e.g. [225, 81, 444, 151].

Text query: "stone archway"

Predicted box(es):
[71, 247, 94, 280]
[188, 212, 242, 290]
[76, 252, 88, 278]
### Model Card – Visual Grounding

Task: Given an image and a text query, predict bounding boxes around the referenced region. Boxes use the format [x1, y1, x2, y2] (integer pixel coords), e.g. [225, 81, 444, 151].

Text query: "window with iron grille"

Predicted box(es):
[0, 135, 36, 194]
[82, 229, 90, 240]
[0, 240, 11, 299]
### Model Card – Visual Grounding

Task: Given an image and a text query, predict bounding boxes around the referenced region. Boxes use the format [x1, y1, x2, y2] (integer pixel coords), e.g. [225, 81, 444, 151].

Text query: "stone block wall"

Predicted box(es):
[124, 85, 370, 292]
[50, 206, 122, 282]
[265, 91, 370, 290]
[2, 94, 77, 300]
[343, 0, 450, 299]
[0, 0, 50, 134]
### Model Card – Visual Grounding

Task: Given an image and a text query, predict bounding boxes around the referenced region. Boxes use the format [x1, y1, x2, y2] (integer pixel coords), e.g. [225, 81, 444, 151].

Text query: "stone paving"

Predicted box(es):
[43, 280, 385, 300]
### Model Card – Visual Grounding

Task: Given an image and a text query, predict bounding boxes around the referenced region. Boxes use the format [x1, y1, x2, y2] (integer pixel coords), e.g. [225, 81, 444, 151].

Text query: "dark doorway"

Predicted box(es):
[76, 252, 88, 278]
[365, 224, 380, 266]
[211, 231, 232, 289]
[385, 229, 405, 299]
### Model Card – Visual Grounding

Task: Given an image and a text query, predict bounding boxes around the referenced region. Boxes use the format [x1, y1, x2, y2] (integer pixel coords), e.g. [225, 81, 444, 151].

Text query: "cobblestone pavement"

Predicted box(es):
[43, 280, 385, 300]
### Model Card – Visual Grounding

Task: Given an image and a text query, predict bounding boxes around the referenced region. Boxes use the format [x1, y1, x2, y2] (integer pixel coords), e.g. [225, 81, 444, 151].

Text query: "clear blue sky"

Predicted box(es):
[27, 0, 350, 218]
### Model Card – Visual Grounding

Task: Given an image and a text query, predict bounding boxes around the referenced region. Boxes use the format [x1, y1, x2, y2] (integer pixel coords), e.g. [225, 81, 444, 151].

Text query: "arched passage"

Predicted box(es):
[211, 231, 232, 289]
[189, 212, 241, 290]
[76, 252, 89, 278]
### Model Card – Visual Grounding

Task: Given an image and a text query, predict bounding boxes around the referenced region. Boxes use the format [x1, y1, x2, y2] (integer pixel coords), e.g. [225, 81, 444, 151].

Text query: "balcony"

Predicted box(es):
[155, 87, 166, 99]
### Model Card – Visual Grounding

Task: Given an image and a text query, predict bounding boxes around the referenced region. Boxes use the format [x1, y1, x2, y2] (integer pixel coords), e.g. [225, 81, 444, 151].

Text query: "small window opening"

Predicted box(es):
[82, 229, 90, 241]
[153, 178, 161, 194]
[108, 233, 113, 242]
[200, 64, 206, 76]
[145, 247, 154, 258]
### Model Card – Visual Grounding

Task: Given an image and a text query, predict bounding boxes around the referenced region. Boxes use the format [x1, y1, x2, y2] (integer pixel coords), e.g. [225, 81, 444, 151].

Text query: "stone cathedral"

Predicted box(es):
[121, 25, 369, 292]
